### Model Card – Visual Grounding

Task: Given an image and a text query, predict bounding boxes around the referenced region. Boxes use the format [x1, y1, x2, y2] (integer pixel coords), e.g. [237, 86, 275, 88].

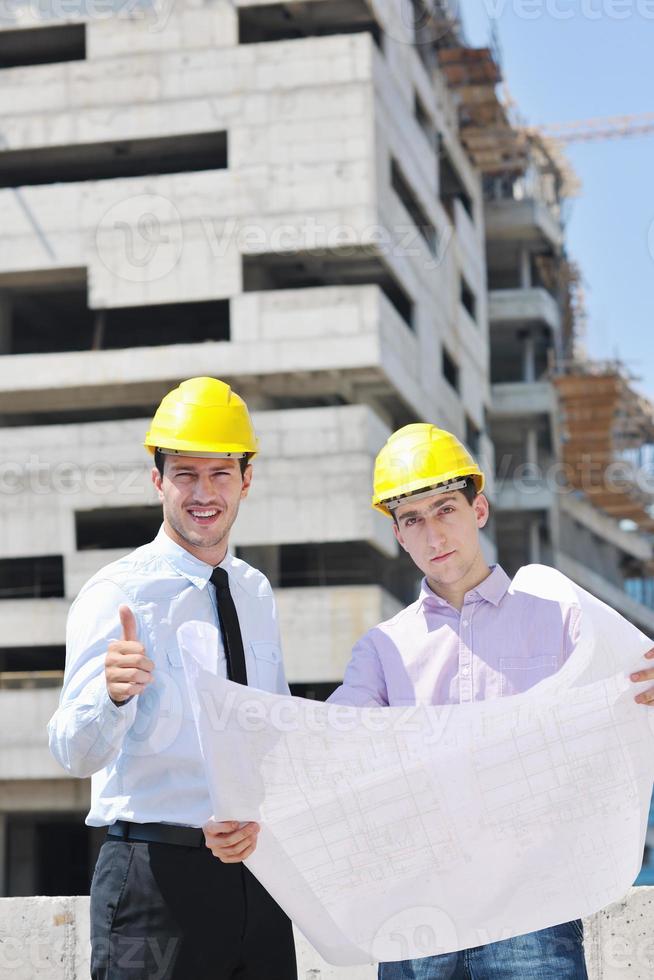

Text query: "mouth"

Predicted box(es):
[431, 550, 455, 564]
[187, 508, 222, 527]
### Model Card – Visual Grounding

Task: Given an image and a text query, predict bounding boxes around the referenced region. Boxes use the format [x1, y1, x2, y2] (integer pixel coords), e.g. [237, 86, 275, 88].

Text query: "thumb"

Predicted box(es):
[119, 605, 138, 643]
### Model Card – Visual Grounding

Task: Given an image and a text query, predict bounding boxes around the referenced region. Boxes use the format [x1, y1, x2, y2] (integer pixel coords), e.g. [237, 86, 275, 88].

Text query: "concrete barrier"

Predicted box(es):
[1, 891, 654, 978]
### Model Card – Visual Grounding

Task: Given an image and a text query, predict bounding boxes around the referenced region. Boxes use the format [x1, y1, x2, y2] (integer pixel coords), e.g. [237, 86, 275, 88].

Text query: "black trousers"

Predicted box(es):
[90, 838, 297, 980]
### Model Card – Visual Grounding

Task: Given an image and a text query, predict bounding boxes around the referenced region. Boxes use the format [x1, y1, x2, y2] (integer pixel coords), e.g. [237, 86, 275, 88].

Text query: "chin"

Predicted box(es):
[428, 562, 461, 581]
[178, 524, 223, 547]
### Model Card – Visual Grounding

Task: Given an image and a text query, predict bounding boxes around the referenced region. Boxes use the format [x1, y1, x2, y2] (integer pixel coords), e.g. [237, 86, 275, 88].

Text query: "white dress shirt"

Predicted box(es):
[48, 526, 290, 828]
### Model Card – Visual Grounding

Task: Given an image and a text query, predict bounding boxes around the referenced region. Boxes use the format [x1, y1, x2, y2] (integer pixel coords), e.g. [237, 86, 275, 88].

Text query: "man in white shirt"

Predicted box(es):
[48, 377, 296, 980]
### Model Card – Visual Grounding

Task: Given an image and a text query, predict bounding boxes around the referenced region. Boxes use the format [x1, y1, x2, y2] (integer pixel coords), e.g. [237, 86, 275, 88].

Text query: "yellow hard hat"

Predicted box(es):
[372, 422, 485, 516]
[144, 377, 259, 458]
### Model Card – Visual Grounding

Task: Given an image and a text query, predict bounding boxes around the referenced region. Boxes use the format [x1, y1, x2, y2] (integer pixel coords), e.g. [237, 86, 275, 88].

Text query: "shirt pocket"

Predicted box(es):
[166, 642, 227, 672]
[165, 642, 226, 719]
[499, 654, 559, 697]
[249, 641, 283, 693]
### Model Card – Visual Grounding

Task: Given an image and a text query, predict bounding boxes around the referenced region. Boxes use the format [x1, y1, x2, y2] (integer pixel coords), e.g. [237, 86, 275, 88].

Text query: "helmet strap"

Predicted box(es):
[386, 478, 469, 511]
[158, 448, 248, 459]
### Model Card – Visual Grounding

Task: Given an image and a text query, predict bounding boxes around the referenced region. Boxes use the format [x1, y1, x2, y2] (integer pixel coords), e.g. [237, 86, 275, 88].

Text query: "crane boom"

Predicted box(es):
[533, 113, 654, 144]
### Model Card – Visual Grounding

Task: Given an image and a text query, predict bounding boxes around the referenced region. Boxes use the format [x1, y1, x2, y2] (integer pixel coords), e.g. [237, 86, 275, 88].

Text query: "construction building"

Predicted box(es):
[438, 43, 654, 879]
[0, 0, 493, 895]
[0, 0, 652, 897]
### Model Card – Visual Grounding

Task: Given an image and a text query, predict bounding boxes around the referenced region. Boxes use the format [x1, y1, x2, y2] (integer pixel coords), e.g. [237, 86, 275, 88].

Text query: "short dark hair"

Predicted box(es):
[391, 478, 479, 526]
[459, 479, 479, 506]
[153, 448, 251, 478]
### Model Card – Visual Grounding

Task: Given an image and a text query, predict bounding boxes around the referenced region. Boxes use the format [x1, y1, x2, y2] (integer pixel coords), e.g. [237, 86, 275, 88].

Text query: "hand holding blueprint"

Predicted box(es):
[178, 566, 654, 965]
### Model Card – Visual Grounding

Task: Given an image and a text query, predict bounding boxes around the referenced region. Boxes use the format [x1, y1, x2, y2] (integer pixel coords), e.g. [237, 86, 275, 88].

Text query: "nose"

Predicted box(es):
[425, 517, 447, 551]
[191, 472, 217, 502]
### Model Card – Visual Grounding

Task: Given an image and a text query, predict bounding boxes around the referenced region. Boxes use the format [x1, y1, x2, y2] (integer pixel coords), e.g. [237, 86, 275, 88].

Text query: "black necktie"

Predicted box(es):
[210, 567, 249, 686]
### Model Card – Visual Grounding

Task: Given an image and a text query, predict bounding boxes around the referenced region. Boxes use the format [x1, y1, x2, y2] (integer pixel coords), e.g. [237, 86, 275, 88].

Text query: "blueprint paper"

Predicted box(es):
[178, 566, 654, 965]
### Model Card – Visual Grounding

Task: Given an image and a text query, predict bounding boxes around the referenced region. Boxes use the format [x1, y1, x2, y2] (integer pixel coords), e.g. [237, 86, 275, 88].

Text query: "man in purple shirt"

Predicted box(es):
[329, 422, 654, 980]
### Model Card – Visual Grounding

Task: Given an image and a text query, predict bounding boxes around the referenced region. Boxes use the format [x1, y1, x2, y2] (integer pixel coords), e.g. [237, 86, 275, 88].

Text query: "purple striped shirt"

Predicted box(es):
[328, 564, 581, 707]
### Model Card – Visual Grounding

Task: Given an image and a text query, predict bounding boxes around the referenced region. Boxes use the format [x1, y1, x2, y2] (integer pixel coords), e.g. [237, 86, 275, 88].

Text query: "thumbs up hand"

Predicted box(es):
[119, 604, 138, 643]
[105, 604, 154, 705]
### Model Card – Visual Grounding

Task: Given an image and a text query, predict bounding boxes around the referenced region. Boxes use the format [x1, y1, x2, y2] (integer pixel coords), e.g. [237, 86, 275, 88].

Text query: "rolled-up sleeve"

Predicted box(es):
[327, 633, 388, 707]
[47, 581, 139, 778]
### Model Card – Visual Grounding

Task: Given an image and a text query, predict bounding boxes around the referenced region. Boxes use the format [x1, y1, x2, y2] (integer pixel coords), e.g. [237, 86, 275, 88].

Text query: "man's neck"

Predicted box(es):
[426, 559, 492, 612]
[163, 522, 228, 568]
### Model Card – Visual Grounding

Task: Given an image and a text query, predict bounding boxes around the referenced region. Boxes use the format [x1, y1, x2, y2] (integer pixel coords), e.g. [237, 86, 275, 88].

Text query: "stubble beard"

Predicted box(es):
[427, 551, 471, 588]
[166, 505, 237, 553]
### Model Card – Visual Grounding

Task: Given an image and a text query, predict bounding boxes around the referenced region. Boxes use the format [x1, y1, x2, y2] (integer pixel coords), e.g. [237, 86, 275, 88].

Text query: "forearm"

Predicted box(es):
[48, 581, 142, 778]
[48, 672, 137, 777]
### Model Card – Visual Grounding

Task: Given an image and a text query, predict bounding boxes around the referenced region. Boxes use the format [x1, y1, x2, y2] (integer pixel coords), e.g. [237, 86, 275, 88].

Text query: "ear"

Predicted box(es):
[151, 466, 164, 503]
[240, 463, 253, 499]
[473, 493, 489, 529]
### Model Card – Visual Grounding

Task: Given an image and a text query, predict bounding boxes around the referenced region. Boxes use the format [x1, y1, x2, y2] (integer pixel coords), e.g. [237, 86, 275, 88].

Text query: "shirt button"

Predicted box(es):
[462, 619, 469, 627]
[461, 666, 470, 676]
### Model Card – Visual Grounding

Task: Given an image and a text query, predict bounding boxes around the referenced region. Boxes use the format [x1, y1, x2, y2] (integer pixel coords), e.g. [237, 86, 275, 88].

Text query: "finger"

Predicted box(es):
[630, 669, 654, 682]
[204, 820, 240, 835]
[109, 681, 148, 702]
[204, 820, 256, 840]
[108, 667, 153, 687]
[106, 648, 152, 669]
[229, 837, 258, 859]
[213, 838, 257, 863]
[635, 687, 654, 704]
[645, 648, 654, 659]
[108, 640, 145, 655]
[207, 825, 258, 849]
[220, 847, 256, 864]
[215, 837, 255, 856]
[119, 605, 138, 643]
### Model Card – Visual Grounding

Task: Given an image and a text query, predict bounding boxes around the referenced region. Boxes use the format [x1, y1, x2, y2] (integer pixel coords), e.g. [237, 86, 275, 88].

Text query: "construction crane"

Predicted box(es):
[530, 113, 654, 145]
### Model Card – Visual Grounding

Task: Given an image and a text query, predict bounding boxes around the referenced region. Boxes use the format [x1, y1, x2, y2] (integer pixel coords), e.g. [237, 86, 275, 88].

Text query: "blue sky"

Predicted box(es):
[458, 1, 654, 400]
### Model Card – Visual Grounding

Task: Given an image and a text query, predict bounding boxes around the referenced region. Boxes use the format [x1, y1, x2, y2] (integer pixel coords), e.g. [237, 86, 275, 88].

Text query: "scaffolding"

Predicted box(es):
[535, 256, 587, 361]
[552, 362, 654, 533]
[411, 0, 463, 50]
[437, 46, 528, 174]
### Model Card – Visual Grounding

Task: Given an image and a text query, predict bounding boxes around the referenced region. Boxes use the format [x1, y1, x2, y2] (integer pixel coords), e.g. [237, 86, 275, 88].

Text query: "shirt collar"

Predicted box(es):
[416, 564, 511, 612]
[153, 525, 233, 590]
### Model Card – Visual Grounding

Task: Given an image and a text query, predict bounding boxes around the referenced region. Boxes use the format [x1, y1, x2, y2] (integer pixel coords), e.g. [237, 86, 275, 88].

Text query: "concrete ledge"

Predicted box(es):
[1, 891, 654, 978]
[489, 288, 561, 332]
[494, 478, 554, 512]
[0, 286, 424, 420]
[560, 495, 653, 563]
[491, 381, 554, 418]
[484, 197, 562, 249]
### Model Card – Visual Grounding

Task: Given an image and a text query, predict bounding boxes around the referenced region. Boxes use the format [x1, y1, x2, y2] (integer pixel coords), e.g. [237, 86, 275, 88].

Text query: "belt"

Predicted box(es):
[107, 820, 205, 848]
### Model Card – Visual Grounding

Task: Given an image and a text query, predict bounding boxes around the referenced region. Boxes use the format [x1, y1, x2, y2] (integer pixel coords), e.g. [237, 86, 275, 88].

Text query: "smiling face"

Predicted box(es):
[152, 454, 252, 565]
[393, 489, 490, 603]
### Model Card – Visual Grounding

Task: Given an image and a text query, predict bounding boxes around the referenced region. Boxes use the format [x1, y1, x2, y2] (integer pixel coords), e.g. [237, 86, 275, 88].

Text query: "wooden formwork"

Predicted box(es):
[437, 47, 528, 175]
[553, 367, 654, 532]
